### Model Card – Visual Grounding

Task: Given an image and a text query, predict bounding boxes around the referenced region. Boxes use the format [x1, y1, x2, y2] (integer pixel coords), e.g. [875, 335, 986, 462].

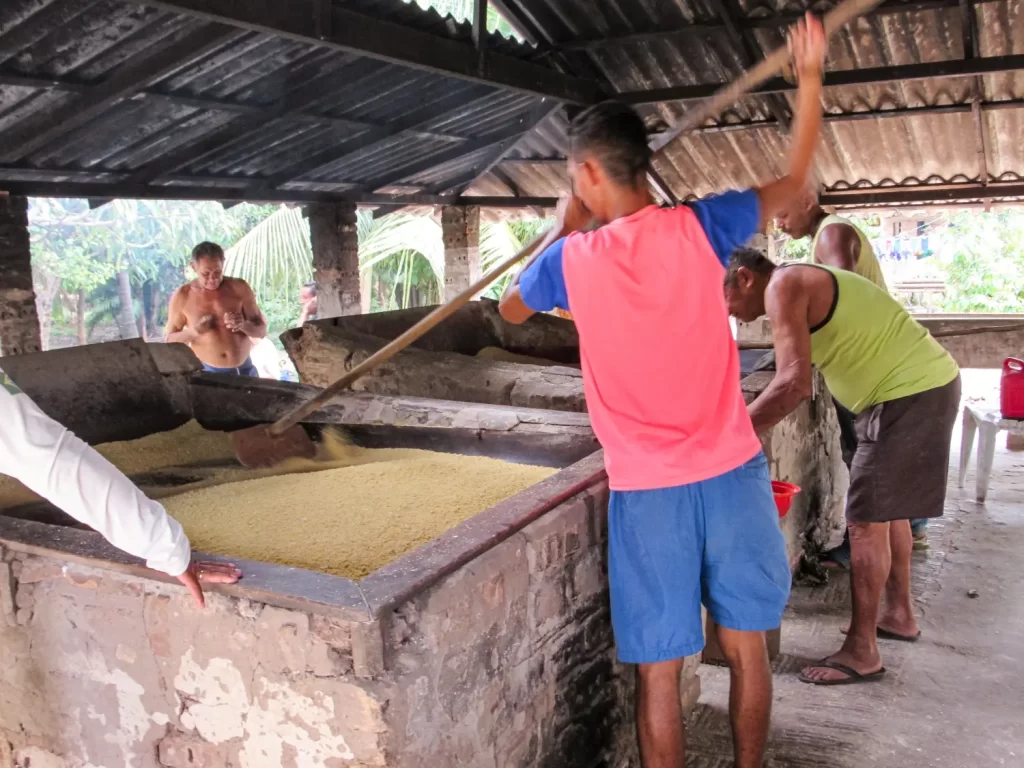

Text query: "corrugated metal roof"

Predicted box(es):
[0, 0, 1021, 208]
[0, 0, 550, 200]
[475, 0, 1024, 205]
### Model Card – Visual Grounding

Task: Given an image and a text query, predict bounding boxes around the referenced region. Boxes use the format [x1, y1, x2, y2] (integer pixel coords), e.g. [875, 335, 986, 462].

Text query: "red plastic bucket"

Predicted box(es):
[771, 481, 800, 517]
[1001, 358, 1024, 419]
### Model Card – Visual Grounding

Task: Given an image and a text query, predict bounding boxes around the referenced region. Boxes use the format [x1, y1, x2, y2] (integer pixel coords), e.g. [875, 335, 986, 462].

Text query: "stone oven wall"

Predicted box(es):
[0, 479, 696, 768]
[380, 482, 665, 768]
[748, 371, 849, 564]
[0, 547, 387, 768]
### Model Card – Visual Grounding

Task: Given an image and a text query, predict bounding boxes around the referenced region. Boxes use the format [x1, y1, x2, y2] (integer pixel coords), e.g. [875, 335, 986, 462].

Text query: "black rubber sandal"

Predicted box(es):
[876, 627, 921, 643]
[798, 660, 886, 686]
[840, 626, 922, 642]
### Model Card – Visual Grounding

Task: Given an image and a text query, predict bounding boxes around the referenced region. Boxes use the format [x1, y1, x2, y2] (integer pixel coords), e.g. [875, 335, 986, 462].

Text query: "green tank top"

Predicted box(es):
[803, 265, 958, 414]
[811, 214, 888, 292]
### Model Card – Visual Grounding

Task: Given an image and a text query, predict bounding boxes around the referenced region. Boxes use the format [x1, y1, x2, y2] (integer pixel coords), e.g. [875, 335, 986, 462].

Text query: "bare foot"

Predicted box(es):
[800, 647, 883, 683]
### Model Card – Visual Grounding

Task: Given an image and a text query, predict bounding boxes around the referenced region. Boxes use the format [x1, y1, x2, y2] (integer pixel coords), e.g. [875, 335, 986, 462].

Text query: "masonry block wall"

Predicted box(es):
[0, 481, 692, 767]
[441, 206, 480, 302]
[750, 371, 849, 563]
[0, 195, 41, 356]
[308, 202, 361, 318]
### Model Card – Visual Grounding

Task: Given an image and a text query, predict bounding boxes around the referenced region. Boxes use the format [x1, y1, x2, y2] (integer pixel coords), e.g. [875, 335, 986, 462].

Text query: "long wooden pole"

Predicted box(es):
[650, 0, 886, 156]
[268, 0, 889, 434]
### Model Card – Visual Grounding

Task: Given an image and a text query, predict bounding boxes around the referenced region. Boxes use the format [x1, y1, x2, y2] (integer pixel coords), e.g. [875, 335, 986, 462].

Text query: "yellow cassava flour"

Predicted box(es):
[1, 420, 556, 578]
[0, 420, 235, 509]
[161, 449, 556, 579]
[95, 420, 236, 475]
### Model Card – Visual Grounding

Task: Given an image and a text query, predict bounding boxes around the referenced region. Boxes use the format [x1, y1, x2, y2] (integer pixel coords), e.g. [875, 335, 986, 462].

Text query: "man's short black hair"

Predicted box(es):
[302, 282, 317, 295]
[726, 247, 776, 285]
[568, 101, 651, 187]
[192, 241, 224, 261]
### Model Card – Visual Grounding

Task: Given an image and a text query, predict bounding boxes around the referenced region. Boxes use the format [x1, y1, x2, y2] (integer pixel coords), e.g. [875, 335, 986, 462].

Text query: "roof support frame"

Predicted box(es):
[714, 0, 792, 130]
[357, 101, 555, 195]
[0, 68, 475, 143]
[618, 53, 1024, 104]
[129, 0, 605, 103]
[556, 0, 1000, 52]
[0, 24, 240, 163]
[0, 178, 560, 207]
[821, 181, 1024, 206]
[958, 0, 990, 202]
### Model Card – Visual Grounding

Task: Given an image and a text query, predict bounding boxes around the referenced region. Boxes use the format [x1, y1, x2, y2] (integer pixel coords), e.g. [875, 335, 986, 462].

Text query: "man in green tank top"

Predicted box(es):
[780, 197, 937, 555]
[777, 191, 887, 290]
[724, 249, 960, 687]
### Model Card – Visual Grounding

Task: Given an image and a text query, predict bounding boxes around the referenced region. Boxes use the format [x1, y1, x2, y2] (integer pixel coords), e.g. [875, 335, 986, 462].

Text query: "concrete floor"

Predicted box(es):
[687, 370, 1024, 767]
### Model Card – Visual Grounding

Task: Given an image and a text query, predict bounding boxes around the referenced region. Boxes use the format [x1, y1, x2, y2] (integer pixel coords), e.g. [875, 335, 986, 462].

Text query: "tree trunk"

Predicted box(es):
[115, 269, 140, 340]
[359, 267, 372, 314]
[76, 289, 86, 346]
[139, 280, 154, 340]
[33, 271, 61, 352]
[149, 287, 162, 338]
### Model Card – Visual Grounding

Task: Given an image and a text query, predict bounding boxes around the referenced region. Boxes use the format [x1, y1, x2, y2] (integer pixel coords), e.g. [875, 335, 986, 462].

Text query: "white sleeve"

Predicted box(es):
[0, 386, 192, 576]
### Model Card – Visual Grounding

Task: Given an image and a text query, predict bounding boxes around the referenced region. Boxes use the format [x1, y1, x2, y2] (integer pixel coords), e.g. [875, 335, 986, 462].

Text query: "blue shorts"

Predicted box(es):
[201, 357, 259, 377]
[608, 452, 791, 664]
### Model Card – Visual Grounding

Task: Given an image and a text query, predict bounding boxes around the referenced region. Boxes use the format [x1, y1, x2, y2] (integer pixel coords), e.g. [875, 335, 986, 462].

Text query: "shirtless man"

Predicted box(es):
[165, 242, 267, 375]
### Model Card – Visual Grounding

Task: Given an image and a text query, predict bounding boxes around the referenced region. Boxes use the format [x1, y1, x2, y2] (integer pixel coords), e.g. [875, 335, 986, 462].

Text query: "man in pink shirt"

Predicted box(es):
[499, 15, 825, 768]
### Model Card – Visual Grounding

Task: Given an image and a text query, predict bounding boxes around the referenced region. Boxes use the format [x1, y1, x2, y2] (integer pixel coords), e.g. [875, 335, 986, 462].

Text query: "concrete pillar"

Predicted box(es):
[0, 195, 41, 356]
[441, 205, 480, 301]
[308, 202, 360, 317]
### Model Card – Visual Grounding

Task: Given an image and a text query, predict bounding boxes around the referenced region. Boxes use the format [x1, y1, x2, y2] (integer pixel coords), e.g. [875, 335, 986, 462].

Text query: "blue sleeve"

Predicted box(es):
[518, 238, 569, 313]
[688, 188, 761, 267]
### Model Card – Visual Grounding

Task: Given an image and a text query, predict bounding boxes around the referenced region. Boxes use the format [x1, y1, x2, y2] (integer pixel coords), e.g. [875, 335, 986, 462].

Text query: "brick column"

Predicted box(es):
[0, 195, 41, 356]
[308, 202, 360, 317]
[441, 205, 480, 301]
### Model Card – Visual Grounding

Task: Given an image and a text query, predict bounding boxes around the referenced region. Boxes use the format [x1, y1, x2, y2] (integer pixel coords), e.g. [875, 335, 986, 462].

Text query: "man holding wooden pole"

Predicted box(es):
[500, 15, 826, 768]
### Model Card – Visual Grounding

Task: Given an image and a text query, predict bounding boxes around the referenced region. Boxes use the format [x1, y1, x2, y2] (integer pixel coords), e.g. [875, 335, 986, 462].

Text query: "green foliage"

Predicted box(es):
[28, 199, 275, 342]
[933, 211, 1024, 313]
[480, 218, 552, 299]
[223, 204, 550, 319]
[224, 205, 313, 302]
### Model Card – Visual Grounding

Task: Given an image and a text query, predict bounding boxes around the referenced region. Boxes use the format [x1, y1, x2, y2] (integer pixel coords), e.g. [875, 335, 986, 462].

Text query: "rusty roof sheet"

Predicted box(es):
[472, 0, 1024, 205]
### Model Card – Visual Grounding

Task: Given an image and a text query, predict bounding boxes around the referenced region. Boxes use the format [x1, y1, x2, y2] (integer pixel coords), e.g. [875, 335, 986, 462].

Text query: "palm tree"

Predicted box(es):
[225, 205, 550, 328]
[479, 219, 550, 299]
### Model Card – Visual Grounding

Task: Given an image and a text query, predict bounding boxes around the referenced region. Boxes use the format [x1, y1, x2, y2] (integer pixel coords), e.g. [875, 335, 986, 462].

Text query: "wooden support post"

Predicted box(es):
[308, 202, 360, 317]
[441, 205, 481, 301]
[0, 195, 41, 356]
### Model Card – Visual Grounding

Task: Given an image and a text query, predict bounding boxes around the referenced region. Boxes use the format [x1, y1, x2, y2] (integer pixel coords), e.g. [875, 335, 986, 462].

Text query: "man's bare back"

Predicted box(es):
[165, 246, 266, 369]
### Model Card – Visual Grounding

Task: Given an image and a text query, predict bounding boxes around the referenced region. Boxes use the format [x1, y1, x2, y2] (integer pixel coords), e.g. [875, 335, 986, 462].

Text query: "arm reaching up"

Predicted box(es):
[754, 13, 826, 229]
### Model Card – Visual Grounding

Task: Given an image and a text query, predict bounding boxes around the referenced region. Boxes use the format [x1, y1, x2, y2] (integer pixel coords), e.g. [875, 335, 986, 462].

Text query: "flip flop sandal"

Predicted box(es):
[877, 627, 921, 643]
[799, 660, 886, 686]
[839, 626, 921, 642]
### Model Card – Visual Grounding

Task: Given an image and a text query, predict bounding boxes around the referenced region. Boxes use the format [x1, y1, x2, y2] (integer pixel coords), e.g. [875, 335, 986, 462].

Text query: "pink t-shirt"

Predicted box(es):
[519, 195, 762, 491]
